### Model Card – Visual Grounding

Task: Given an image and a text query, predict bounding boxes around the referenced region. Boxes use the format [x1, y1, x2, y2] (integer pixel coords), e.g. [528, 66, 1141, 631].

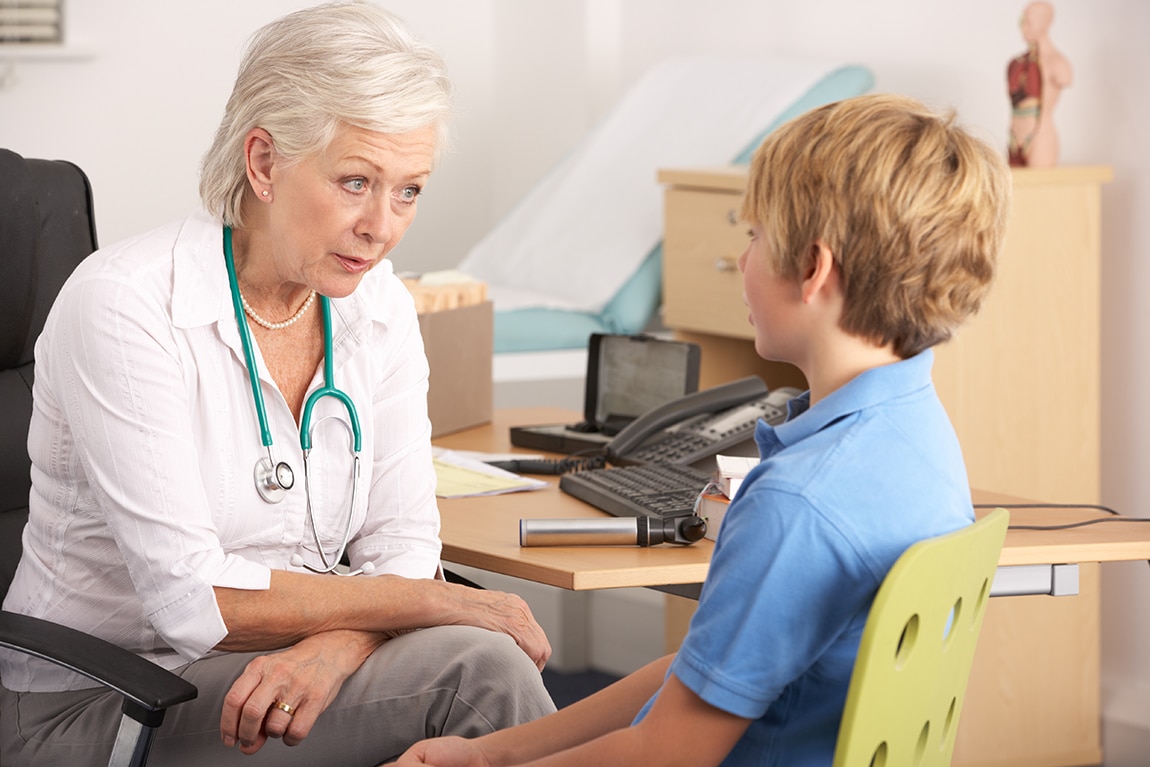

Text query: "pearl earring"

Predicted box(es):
[261, 190, 270, 197]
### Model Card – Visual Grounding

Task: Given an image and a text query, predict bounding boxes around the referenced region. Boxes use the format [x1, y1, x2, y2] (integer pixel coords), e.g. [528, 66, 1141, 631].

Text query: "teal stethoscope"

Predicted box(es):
[224, 226, 370, 576]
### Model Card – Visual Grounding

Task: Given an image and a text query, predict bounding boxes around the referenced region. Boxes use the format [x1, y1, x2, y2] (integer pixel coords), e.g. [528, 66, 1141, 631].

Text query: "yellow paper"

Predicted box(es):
[432, 454, 546, 498]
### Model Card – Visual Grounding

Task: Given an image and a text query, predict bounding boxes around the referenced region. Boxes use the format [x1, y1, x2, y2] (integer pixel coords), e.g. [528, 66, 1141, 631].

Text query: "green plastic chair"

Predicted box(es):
[832, 508, 1010, 767]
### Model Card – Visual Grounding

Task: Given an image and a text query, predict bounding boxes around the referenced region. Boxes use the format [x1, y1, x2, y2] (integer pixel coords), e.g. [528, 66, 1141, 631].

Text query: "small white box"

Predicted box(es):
[715, 454, 758, 498]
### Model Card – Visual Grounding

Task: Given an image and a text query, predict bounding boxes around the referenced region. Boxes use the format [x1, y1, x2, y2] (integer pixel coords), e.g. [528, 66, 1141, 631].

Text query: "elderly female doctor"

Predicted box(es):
[0, 4, 554, 765]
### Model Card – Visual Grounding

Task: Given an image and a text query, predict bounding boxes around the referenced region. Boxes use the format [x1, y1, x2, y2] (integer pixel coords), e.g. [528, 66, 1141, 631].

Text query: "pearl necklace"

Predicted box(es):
[239, 289, 317, 330]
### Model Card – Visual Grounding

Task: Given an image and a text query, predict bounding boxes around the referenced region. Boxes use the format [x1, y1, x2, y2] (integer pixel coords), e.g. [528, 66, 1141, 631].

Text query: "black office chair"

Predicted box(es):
[0, 148, 197, 767]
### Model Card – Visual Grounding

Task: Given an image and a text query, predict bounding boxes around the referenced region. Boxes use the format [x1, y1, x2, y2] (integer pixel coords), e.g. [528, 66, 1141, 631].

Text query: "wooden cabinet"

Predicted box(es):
[660, 167, 807, 392]
[659, 165, 1113, 766]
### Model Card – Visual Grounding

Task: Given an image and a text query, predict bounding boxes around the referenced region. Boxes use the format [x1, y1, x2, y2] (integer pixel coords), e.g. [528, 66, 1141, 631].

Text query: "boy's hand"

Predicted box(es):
[393, 735, 493, 767]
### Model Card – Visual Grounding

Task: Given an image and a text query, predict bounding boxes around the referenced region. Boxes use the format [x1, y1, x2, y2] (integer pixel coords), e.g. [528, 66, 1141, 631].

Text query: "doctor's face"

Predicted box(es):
[263, 122, 437, 298]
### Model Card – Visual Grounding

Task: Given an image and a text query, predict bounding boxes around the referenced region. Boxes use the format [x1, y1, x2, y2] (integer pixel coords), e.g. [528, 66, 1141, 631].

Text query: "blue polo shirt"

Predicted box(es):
[633, 349, 974, 766]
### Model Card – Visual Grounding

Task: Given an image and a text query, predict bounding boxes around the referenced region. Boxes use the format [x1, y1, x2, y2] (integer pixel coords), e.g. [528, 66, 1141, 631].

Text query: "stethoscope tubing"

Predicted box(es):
[300, 297, 362, 453]
[224, 226, 276, 449]
[223, 226, 365, 575]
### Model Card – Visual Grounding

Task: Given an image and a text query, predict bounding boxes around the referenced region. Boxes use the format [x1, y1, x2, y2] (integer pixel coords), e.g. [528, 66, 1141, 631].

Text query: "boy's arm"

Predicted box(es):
[518, 672, 751, 767]
[468, 655, 673, 764]
[397, 657, 752, 767]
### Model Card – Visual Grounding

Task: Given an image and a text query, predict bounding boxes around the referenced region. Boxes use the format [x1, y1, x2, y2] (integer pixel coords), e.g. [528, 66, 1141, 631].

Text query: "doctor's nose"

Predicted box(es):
[356, 197, 398, 245]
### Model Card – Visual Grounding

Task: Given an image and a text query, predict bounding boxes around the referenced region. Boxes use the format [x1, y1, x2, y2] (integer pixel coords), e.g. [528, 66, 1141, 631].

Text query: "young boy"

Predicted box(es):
[395, 93, 1011, 767]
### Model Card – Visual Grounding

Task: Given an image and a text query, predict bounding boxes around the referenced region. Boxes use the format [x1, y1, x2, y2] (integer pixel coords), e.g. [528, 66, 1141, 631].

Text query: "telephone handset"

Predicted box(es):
[556, 377, 800, 528]
[605, 375, 782, 465]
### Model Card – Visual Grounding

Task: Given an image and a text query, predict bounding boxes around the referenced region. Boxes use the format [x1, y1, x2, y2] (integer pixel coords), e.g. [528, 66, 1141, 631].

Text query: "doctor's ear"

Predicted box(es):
[244, 128, 276, 199]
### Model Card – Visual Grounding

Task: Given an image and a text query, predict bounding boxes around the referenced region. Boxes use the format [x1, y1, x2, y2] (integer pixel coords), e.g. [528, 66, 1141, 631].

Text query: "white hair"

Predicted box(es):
[199, 2, 453, 226]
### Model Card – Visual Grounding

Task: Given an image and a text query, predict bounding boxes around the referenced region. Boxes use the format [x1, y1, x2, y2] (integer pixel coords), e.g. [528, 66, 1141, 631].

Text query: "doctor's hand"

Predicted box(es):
[446, 586, 551, 670]
[221, 629, 385, 754]
[391, 735, 494, 767]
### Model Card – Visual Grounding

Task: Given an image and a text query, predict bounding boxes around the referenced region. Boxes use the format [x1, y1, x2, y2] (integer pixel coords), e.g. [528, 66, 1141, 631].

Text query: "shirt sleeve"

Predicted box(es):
[669, 479, 880, 720]
[52, 270, 267, 662]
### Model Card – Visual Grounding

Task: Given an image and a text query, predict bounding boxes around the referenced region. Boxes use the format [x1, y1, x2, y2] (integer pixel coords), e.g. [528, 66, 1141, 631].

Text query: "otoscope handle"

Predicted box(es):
[519, 515, 706, 547]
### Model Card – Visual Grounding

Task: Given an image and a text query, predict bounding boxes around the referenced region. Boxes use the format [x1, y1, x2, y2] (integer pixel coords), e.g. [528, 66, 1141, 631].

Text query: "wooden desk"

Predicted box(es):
[435, 407, 1150, 589]
[437, 407, 710, 592]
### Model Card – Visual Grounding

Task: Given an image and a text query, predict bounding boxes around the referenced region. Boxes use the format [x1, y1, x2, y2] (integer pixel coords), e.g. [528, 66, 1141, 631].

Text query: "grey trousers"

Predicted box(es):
[0, 625, 555, 767]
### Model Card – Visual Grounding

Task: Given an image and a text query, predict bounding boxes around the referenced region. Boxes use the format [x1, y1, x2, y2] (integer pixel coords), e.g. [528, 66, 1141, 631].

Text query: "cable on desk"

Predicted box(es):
[486, 453, 606, 476]
[974, 502, 1150, 531]
[1006, 518, 1150, 531]
[975, 502, 1150, 572]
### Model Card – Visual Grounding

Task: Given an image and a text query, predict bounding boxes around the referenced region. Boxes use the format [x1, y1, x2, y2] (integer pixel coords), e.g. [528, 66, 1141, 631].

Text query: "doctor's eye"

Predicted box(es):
[397, 185, 422, 204]
[343, 178, 368, 193]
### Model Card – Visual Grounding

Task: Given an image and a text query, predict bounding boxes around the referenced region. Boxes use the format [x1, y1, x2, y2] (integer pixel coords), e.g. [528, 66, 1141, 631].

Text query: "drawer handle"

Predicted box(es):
[714, 257, 738, 273]
[726, 209, 738, 226]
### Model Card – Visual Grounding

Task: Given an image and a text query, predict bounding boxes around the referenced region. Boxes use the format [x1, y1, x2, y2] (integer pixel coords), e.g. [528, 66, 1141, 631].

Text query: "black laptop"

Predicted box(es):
[509, 334, 700, 456]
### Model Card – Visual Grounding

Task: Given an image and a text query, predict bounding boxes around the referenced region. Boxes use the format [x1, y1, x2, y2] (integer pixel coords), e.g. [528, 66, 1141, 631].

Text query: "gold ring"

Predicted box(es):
[271, 700, 296, 716]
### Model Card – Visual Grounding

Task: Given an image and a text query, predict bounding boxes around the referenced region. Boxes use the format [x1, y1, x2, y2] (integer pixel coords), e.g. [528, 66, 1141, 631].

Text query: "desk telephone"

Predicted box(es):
[555, 377, 801, 528]
[604, 375, 800, 466]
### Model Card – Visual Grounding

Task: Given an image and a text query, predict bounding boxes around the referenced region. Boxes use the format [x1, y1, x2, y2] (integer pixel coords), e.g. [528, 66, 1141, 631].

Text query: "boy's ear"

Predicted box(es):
[800, 241, 837, 304]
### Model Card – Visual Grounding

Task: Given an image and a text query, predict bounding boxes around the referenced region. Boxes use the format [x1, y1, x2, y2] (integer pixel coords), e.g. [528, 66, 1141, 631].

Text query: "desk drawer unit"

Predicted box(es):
[661, 171, 752, 339]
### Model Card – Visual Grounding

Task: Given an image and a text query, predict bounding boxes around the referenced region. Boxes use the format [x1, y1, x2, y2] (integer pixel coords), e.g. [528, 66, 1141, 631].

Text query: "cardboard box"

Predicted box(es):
[418, 300, 493, 437]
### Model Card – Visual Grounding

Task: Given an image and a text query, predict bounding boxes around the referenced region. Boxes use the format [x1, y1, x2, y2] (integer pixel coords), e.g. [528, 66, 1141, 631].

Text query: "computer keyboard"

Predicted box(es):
[559, 462, 714, 520]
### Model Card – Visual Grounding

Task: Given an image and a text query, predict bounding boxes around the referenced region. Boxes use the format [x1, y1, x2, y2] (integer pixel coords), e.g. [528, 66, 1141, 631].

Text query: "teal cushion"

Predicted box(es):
[494, 64, 874, 354]
[494, 245, 663, 353]
[494, 310, 610, 354]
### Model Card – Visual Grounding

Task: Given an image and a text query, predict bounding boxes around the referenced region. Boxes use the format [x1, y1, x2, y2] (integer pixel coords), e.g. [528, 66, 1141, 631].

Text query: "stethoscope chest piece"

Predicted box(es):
[255, 456, 295, 504]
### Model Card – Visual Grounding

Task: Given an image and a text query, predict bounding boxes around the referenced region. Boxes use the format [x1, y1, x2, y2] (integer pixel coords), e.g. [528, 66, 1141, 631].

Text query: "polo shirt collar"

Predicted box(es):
[756, 348, 936, 452]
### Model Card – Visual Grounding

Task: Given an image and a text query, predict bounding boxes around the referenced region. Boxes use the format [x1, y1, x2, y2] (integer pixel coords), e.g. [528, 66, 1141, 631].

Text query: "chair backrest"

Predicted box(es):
[832, 507, 1010, 767]
[0, 148, 98, 599]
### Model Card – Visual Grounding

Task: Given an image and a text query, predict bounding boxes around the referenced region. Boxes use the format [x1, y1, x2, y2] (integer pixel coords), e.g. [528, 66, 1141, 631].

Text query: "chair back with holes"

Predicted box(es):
[832, 508, 1009, 767]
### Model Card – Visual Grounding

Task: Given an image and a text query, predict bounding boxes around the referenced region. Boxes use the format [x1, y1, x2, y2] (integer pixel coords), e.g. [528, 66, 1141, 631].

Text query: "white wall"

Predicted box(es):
[3, 0, 1149, 759]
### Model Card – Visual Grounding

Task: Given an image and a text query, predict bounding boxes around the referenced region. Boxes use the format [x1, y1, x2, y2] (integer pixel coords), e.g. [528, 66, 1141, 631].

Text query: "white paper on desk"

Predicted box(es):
[447, 449, 543, 463]
[432, 448, 548, 498]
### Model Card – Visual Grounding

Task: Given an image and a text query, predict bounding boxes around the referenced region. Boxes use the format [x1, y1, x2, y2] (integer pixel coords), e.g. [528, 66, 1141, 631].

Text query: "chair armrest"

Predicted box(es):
[0, 610, 197, 722]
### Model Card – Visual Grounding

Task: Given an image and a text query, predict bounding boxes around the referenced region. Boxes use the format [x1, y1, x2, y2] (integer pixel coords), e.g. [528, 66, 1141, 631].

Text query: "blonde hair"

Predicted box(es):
[741, 93, 1011, 358]
[199, 2, 453, 227]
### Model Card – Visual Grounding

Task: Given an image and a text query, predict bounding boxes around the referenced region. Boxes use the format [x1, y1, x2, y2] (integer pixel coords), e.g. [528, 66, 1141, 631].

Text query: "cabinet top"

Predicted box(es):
[657, 166, 748, 192]
[658, 165, 1113, 193]
[1010, 165, 1113, 186]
